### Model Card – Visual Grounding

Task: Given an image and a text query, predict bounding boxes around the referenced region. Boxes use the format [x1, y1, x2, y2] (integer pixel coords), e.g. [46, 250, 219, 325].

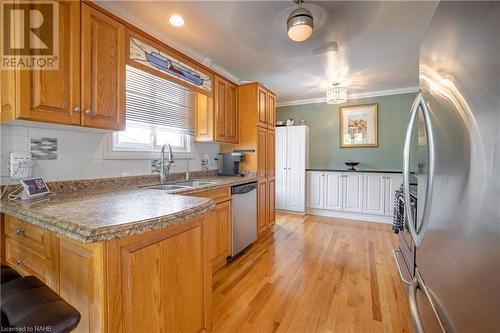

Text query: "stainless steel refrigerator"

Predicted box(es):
[401, 2, 500, 332]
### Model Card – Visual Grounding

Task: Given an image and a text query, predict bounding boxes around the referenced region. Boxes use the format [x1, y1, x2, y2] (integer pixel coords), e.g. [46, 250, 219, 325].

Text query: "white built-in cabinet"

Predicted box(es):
[307, 171, 402, 223]
[275, 126, 309, 213]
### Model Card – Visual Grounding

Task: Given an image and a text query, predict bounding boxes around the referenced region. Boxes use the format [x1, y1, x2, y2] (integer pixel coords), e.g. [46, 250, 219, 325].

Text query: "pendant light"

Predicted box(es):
[287, 0, 314, 42]
[326, 83, 347, 104]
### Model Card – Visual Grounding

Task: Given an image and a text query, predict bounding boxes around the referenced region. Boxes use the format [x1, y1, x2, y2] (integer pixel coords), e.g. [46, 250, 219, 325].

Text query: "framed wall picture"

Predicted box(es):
[339, 103, 378, 147]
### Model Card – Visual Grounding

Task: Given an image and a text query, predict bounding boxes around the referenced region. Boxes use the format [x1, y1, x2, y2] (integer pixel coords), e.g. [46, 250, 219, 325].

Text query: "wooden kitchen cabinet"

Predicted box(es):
[224, 82, 277, 237]
[1, 214, 212, 333]
[267, 178, 276, 227]
[257, 127, 267, 178]
[3, 216, 59, 291]
[1, 2, 126, 131]
[257, 86, 268, 128]
[267, 130, 275, 178]
[16, 1, 81, 126]
[257, 180, 268, 234]
[209, 201, 231, 271]
[187, 187, 232, 272]
[267, 92, 276, 129]
[81, 3, 125, 130]
[196, 75, 238, 143]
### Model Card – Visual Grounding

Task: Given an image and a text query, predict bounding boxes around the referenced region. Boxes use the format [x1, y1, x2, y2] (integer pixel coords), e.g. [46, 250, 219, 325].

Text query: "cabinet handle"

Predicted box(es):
[15, 259, 25, 266]
[85, 109, 94, 116]
[15, 228, 25, 235]
[73, 106, 81, 113]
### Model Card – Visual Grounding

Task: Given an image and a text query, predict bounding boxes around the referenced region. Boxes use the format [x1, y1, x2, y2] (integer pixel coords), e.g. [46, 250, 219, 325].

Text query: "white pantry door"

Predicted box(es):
[275, 127, 287, 209]
[286, 126, 305, 211]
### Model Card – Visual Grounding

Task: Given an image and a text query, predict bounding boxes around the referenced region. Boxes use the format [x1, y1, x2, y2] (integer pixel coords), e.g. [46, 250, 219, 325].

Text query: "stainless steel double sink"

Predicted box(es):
[142, 180, 220, 192]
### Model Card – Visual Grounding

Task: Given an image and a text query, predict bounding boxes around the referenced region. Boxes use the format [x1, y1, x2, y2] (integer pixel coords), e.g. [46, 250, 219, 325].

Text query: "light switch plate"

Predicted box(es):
[10, 152, 32, 180]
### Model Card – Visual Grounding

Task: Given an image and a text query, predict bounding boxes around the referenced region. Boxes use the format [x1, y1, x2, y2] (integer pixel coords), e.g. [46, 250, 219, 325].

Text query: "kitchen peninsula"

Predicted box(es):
[0, 173, 257, 333]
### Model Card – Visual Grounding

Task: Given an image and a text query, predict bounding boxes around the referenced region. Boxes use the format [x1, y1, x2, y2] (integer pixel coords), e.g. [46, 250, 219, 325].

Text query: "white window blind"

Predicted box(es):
[126, 65, 195, 135]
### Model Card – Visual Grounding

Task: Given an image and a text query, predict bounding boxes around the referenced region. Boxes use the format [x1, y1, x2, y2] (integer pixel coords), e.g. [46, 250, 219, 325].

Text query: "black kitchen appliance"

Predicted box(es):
[217, 152, 245, 176]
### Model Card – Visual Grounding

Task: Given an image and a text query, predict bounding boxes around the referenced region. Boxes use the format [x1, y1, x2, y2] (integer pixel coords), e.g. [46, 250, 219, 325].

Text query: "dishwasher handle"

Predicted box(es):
[232, 182, 257, 195]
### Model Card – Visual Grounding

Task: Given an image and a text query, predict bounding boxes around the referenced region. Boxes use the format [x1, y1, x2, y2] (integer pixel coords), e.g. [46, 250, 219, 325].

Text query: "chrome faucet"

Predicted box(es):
[160, 144, 175, 183]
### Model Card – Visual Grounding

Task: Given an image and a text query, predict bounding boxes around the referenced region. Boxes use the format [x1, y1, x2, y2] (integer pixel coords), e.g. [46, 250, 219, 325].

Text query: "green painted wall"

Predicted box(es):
[276, 92, 416, 170]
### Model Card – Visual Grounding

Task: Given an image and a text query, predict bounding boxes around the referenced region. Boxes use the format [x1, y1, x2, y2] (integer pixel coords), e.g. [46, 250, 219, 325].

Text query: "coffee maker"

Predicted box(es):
[217, 152, 245, 176]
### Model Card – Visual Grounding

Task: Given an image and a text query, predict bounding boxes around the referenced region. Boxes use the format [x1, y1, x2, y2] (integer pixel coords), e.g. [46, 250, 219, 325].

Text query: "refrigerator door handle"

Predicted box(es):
[403, 92, 435, 247]
[409, 270, 447, 333]
[403, 92, 421, 245]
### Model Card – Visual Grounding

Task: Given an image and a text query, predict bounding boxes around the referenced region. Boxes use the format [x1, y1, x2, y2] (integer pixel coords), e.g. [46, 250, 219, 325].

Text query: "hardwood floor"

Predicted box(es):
[212, 212, 413, 333]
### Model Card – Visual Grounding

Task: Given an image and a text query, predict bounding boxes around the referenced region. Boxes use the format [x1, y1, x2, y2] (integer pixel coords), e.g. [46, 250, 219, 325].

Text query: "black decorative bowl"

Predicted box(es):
[345, 161, 360, 171]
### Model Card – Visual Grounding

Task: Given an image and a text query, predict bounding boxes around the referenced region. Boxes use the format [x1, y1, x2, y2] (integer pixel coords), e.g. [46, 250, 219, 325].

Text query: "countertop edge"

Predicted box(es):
[0, 175, 259, 243]
[1, 200, 216, 243]
[306, 169, 402, 174]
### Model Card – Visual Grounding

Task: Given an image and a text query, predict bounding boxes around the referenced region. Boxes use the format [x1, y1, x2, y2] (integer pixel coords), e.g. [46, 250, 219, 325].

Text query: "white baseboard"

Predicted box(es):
[276, 209, 306, 215]
[306, 208, 392, 224]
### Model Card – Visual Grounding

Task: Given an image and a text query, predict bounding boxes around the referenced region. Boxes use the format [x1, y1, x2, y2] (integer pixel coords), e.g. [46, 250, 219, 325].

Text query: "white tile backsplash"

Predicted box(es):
[58, 160, 83, 180]
[32, 160, 58, 181]
[0, 123, 220, 184]
[59, 139, 83, 160]
[122, 160, 151, 176]
[29, 127, 59, 139]
[83, 139, 103, 160]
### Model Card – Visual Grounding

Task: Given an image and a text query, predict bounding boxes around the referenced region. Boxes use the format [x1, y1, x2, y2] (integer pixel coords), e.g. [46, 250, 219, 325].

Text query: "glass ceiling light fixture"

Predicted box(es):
[287, 0, 314, 42]
[169, 15, 185, 27]
[326, 83, 347, 105]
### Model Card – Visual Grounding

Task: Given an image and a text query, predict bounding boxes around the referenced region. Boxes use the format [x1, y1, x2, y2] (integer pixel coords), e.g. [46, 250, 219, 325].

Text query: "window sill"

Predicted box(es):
[103, 135, 191, 160]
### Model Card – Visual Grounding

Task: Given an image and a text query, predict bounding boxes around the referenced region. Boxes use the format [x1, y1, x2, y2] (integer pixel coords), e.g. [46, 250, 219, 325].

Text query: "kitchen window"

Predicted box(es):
[107, 65, 194, 158]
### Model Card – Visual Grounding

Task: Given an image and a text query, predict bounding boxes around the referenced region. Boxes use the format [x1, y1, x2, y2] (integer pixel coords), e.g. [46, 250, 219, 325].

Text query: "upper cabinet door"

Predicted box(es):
[362, 173, 385, 215]
[194, 93, 214, 142]
[224, 82, 238, 143]
[342, 173, 363, 213]
[257, 86, 267, 128]
[214, 77, 227, 142]
[18, 1, 81, 125]
[267, 92, 276, 129]
[81, 4, 125, 130]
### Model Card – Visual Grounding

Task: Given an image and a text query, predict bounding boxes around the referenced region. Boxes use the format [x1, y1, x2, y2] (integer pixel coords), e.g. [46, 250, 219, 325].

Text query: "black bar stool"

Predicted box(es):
[1, 265, 81, 332]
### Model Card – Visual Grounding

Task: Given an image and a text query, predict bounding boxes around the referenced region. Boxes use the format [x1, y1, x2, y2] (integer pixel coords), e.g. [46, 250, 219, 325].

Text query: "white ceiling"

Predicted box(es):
[101, 1, 438, 104]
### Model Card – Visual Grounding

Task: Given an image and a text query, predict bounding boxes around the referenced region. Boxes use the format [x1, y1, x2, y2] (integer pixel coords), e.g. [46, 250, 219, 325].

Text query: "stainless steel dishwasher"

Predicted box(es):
[231, 182, 257, 257]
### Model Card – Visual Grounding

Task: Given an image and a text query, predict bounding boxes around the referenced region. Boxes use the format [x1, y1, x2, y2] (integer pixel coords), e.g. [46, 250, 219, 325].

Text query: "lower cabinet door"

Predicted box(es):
[363, 173, 385, 215]
[385, 174, 403, 216]
[307, 171, 324, 209]
[210, 201, 231, 270]
[257, 180, 268, 234]
[267, 178, 276, 227]
[324, 172, 343, 211]
[342, 173, 363, 213]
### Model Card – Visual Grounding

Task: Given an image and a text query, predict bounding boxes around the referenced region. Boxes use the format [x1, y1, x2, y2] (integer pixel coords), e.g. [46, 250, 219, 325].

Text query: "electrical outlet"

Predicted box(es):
[10, 152, 32, 180]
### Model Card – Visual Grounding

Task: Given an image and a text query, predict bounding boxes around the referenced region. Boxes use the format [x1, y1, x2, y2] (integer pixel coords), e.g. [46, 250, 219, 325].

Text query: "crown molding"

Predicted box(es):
[276, 86, 419, 107]
[94, 1, 241, 83]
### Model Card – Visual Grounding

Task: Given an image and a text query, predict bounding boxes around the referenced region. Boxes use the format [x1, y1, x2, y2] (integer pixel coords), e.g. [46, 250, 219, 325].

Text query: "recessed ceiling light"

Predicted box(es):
[169, 15, 185, 27]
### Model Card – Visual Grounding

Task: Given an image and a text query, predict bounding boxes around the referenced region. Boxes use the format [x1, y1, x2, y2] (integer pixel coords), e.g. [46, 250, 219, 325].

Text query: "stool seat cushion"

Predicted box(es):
[1, 275, 81, 333]
[1, 266, 21, 284]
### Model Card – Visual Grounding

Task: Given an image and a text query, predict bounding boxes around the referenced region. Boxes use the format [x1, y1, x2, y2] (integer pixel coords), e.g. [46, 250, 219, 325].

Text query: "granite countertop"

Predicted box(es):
[306, 168, 402, 174]
[0, 174, 259, 243]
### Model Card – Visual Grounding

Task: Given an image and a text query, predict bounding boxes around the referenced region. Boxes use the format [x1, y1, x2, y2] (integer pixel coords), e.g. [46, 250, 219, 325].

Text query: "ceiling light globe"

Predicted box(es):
[287, 7, 314, 42]
[168, 15, 185, 27]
